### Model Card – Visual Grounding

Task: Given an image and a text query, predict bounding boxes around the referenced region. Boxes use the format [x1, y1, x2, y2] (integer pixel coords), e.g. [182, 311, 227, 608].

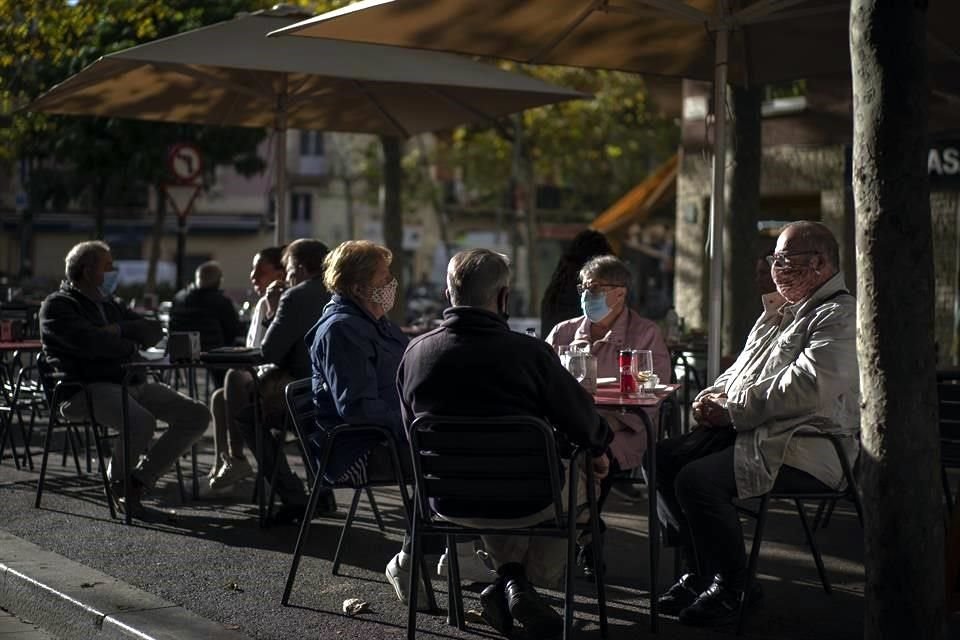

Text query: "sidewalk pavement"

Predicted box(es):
[0, 433, 865, 640]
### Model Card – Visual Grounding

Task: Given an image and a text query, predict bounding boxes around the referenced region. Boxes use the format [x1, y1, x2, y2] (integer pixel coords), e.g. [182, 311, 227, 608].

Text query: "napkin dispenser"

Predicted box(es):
[167, 331, 201, 362]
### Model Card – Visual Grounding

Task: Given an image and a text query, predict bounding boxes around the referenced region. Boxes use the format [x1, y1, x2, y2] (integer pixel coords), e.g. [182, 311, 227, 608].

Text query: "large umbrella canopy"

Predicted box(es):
[30, 6, 585, 243]
[271, 0, 959, 83]
[271, 0, 960, 382]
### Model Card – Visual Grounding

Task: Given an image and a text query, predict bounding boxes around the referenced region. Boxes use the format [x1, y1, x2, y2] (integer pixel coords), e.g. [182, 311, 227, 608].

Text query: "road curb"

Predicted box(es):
[0, 531, 249, 640]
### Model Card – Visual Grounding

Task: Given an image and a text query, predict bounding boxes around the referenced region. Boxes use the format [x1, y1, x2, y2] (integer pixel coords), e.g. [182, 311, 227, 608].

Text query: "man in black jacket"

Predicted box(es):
[39, 241, 210, 516]
[398, 248, 612, 639]
[214, 239, 333, 521]
[170, 261, 240, 389]
[170, 261, 240, 352]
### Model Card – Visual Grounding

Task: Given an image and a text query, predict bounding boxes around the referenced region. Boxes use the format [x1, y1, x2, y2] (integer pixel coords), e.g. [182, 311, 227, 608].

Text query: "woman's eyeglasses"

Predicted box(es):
[765, 251, 819, 268]
[576, 282, 623, 295]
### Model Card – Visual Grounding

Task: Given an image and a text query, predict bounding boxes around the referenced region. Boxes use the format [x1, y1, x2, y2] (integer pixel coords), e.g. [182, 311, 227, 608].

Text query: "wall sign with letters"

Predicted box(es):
[928, 142, 960, 188]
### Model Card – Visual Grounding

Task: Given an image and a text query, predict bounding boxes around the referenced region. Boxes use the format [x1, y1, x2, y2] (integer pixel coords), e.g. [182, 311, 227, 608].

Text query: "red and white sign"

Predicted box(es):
[167, 143, 203, 183]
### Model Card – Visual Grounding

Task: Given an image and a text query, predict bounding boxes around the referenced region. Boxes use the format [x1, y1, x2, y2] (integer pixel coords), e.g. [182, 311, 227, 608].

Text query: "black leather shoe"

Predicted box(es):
[679, 574, 762, 627]
[479, 578, 512, 636]
[576, 543, 606, 581]
[107, 480, 147, 519]
[658, 573, 706, 616]
[505, 575, 562, 639]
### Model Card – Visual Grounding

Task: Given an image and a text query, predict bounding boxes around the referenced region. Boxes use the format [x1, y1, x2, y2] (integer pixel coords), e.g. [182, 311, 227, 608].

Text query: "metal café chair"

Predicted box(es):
[406, 414, 608, 640]
[734, 430, 863, 635]
[280, 378, 435, 611]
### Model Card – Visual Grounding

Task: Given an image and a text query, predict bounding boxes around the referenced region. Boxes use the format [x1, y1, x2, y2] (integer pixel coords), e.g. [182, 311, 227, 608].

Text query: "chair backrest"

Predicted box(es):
[408, 415, 565, 527]
[284, 377, 318, 476]
[939, 371, 960, 465]
[781, 430, 860, 498]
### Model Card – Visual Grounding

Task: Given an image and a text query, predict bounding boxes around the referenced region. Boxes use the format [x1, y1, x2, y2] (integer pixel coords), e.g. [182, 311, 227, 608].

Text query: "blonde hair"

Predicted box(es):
[323, 240, 392, 295]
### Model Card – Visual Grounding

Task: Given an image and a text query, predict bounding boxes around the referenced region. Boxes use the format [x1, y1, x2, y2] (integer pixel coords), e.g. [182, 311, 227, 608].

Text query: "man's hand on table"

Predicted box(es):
[692, 393, 732, 428]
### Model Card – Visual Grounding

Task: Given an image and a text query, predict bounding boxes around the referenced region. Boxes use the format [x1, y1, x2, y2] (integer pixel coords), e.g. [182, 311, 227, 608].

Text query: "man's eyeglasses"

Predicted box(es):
[577, 282, 623, 295]
[765, 251, 820, 268]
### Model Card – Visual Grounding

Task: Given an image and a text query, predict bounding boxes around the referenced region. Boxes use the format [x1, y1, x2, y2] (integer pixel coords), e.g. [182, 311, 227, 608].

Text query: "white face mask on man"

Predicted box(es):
[368, 278, 398, 313]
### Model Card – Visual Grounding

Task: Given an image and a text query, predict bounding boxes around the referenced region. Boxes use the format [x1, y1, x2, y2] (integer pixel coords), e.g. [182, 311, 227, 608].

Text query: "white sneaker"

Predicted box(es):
[208, 456, 254, 491]
[437, 541, 497, 584]
[385, 551, 430, 609]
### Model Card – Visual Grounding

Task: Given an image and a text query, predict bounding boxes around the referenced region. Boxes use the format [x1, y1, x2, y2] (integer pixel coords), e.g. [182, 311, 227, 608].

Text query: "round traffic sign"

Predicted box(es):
[168, 143, 203, 182]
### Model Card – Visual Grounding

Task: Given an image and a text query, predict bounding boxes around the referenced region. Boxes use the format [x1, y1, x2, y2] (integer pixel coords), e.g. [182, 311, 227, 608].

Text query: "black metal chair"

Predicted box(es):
[406, 414, 608, 640]
[0, 359, 42, 471]
[280, 378, 435, 610]
[939, 370, 960, 516]
[735, 430, 863, 635]
[34, 362, 116, 519]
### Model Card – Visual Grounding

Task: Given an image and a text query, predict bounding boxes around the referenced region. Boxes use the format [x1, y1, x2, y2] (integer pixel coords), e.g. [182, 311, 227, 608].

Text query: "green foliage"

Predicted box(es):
[448, 65, 680, 215]
[0, 0, 297, 211]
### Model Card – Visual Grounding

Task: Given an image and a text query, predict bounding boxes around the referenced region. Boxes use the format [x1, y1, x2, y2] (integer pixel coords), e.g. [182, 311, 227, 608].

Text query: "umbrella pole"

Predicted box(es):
[274, 81, 288, 245]
[707, 18, 729, 384]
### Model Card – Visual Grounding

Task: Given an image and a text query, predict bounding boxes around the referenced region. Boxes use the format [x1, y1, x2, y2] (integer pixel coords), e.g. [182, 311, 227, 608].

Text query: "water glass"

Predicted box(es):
[557, 344, 571, 369]
[634, 349, 653, 394]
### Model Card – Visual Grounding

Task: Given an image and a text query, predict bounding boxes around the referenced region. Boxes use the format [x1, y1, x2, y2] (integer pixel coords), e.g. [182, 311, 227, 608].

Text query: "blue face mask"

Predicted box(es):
[581, 291, 610, 323]
[99, 270, 120, 298]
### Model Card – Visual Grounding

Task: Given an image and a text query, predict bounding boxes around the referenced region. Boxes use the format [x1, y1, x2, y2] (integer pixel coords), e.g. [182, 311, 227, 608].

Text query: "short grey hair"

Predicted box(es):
[579, 255, 630, 289]
[446, 249, 511, 307]
[781, 221, 840, 269]
[65, 241, 110, 283]
[195, 261, 222, 289]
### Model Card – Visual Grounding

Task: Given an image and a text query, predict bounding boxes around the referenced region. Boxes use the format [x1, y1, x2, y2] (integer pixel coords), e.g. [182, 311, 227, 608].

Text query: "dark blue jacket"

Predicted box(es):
[262, 276, 329, 379]
[306, 294, 409, 480]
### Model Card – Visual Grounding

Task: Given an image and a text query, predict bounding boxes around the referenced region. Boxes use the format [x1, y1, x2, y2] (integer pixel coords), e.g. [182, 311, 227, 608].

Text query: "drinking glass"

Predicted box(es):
[634, 349, 654, 393]
[557, 344, 571, 369]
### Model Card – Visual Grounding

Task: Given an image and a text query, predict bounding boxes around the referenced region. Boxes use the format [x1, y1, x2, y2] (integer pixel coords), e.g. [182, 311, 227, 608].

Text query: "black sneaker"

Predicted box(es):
[679, 574, 762, 627]
[505, 575, 562, 639]
[657, 573, 707, 616]
[479, 578, 513, 636]
[107, 479, 148, 519]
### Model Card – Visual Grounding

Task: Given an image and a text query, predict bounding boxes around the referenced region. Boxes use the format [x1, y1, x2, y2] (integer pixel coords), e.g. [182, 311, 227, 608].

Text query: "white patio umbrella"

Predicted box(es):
[270, 0, 960, 381]
[30, 6, 585, 245]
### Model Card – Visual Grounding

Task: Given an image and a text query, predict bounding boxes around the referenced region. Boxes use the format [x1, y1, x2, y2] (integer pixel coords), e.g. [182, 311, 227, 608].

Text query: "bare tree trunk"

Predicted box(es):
[851, 2, 944, 638]
[146, 184, 166, 295]
[381, 136, 405, 324]
[414, 136, 453, 262]
[511, 114, 539, 317]
[342, 175, 355, 240]
[723, 85, 762, 356]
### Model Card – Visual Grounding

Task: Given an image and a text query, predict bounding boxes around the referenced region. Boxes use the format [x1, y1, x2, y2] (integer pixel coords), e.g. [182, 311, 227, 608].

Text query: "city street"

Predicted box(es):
[0, 430, 866, 639]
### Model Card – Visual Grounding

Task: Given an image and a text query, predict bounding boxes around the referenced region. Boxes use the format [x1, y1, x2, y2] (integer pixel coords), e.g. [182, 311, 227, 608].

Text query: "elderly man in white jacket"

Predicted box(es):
[653, 221, 859, 626]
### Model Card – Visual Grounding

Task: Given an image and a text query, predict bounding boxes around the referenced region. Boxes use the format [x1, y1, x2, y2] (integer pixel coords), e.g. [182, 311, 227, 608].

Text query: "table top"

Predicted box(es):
[124, 352, 264, 370]
[0, 340, 42, 352]
[593, 383, 680, 407]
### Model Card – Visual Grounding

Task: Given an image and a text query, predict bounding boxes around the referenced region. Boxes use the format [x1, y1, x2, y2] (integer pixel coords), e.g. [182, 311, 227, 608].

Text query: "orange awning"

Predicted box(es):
[590, 153, 678, 234]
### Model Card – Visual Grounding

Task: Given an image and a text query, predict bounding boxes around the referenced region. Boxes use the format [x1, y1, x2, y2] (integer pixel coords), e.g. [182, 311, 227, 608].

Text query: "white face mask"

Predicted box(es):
[369, 278, 398, 313]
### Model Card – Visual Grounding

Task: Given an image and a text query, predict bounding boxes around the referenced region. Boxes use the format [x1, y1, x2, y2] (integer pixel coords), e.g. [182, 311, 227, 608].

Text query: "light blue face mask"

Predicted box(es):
[581, 291, 610, 323]
[99, 270, 120, 298]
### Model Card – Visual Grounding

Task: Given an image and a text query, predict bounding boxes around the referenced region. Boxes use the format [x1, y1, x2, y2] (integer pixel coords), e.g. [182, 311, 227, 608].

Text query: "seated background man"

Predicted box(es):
[398, 249, 613, 639]
[215, 239, 333, 522]
[170, 260, 240, 388]
[653, 221, 859, 626]
[39, 241, 209, 516]
[208, 247, 283, 488]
